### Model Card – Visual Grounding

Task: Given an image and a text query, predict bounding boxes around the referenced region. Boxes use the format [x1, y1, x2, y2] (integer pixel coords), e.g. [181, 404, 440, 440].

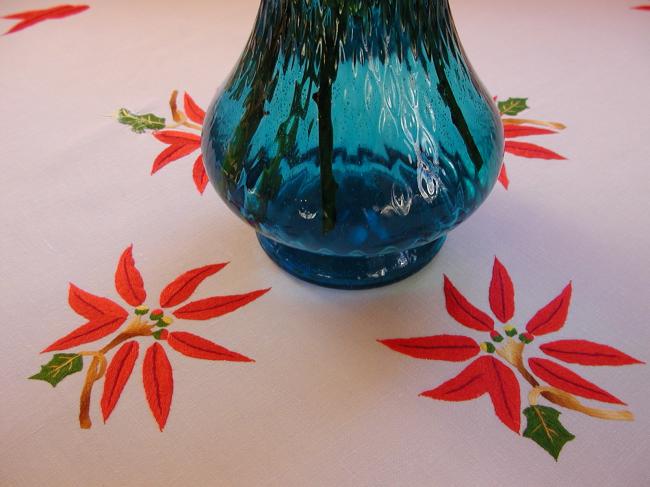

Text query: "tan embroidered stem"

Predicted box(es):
[169, 89, 182, 122]
[77, 318, 154, 429]
[167, 89, 202, 131]
[528, 386, 634, 421]
[78, 354, 105, 429]
[501, 117, 566, 130]
[495, 339, 538, 386]
[165, 120, 202, 131]
[496, 338, 633, 421]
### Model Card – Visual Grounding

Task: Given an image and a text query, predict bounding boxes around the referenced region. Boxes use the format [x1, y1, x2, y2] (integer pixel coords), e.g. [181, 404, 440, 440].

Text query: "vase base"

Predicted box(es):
[257, 234, 445, 290]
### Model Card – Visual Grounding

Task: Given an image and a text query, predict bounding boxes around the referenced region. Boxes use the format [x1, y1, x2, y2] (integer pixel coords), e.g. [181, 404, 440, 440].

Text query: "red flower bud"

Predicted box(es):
[480, 342, 496, 353]
[152, 329, 169, 340]
[490, 331, 504, 342]
[519, 332, 534, 344]
[150, 309, 164, 320]
[135, 305, 150, 316]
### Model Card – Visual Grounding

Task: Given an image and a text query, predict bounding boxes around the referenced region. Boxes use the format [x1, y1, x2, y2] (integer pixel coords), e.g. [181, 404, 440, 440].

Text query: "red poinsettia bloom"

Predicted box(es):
[152, 92, 209, 194]
[2, 4, 89, 35]
[32, 245, 270, 431]
[379, 258, 643, 459]
[495, 97, 567, 190]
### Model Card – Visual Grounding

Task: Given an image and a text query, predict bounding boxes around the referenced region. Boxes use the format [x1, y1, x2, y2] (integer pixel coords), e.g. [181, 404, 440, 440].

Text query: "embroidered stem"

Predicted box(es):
[78, 318, 154, 429]
[165, 120, 202, 131]
[501, 117, 566, 130]
[78, 354, 105, 429]
[495, 338, 537, 386]
[166, 90, 202, 131]
[529, 386, 633, 421]
[496, 338, 633, 421]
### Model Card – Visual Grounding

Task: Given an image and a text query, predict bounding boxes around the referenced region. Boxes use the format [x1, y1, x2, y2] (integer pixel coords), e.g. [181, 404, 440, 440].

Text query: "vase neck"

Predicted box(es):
[259, 0, 450, 11]
[250, 0, 457, 64]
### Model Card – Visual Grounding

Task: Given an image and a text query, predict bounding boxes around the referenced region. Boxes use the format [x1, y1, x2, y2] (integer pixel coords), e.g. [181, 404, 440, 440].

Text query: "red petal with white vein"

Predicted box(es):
[115, 245, 146, 306]
[540, 340, 644, 366]
[159, 263, 228, 308]
[167, 332, 253, 362]
[378, 335, 480, 362]
[505, 141, 566, 160]
[497, 164, 509, 189]
[101, 341, 139, 422]
[503, 124, 556, 138]
[42, 314, 127, 352]
[192, 154, 209, 194]
[184, 93, 206, 125]
[142, 343, 174, 431]
[526, 283, 572, 336]
[489, 258, 515, 323]
[529, 357, 625, 404]
[173, 288, 270, 320]
[421, 356, 521, 433]
[68, 283, 127, 321]
[443, 275, 494, 332]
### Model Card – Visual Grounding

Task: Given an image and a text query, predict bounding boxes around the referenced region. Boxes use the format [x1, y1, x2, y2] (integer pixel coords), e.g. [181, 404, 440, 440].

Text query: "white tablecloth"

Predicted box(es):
[1, 1, 649, 485]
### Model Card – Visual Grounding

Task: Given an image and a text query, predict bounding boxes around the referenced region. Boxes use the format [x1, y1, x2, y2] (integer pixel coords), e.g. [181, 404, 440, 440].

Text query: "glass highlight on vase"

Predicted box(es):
[202, 0, 504, 289]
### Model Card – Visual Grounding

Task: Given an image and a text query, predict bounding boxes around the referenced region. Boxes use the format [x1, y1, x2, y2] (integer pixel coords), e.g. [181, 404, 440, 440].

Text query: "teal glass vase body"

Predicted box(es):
[202, 0, 503, 289]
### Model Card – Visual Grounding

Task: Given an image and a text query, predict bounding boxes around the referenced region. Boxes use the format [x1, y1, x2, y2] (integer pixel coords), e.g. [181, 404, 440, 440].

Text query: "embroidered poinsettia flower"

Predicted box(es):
[117, 91, 209, 194]
[2, 4, 89, 35]
[379, 257, 643, 460]
[495, 97, 567, 190]
[31, 245, 270, 431]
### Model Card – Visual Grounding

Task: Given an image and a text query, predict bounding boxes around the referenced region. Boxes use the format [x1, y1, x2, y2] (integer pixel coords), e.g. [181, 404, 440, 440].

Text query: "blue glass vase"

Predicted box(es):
[202, 0, 503, 289]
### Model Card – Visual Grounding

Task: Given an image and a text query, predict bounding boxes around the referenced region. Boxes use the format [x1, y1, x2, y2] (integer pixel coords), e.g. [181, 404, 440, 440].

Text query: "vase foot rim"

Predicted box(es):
[257, 235, 446, 290]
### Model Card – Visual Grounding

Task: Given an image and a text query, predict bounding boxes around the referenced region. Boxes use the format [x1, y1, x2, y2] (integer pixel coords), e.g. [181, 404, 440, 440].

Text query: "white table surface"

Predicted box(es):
[1, 1, 649, 485]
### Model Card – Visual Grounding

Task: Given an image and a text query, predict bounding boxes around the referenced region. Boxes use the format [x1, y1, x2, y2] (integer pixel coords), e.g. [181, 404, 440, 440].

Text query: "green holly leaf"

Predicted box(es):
[498, 97, 529, 116]
[523, 405, 575, 460]
[117, 108, 166, 133]
[29, 353, 83, 387]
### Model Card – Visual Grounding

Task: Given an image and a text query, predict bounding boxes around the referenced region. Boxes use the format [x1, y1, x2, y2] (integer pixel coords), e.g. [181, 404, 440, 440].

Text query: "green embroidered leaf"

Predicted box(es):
[29, 353, 83, 387]
[498, 97, 529, 116]
[523, 405, 575, 460]
[117, 108, 165, 133]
